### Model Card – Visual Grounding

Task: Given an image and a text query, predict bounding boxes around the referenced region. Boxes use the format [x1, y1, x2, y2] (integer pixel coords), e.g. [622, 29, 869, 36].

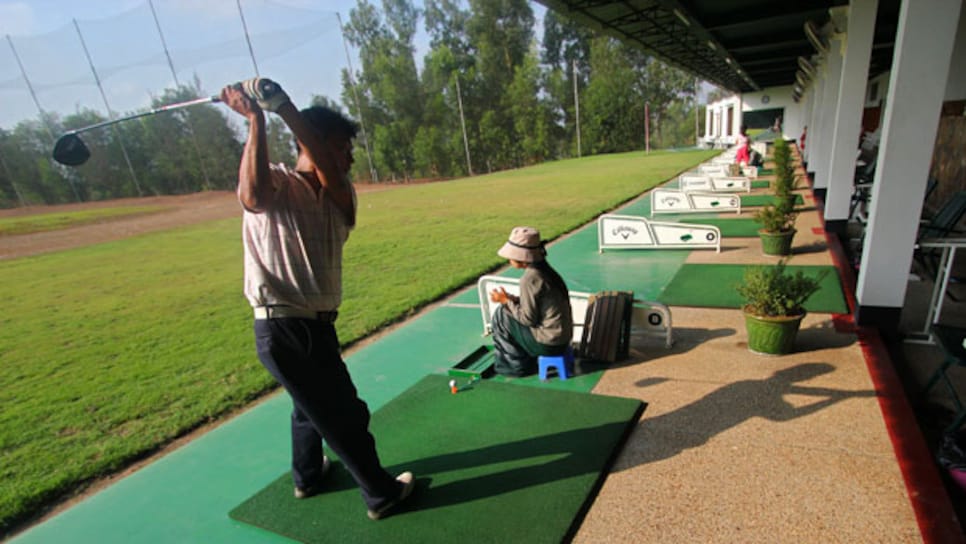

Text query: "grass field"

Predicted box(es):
[0, 148, 715, 533]
[0, 206, 168, 236]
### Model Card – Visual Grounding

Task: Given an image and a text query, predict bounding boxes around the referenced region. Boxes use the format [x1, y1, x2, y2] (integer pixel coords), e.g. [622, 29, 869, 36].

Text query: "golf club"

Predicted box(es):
[52, 95, 221, 166]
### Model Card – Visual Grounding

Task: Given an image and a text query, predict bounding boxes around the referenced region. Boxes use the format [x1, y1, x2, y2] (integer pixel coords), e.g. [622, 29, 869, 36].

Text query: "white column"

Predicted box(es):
[806, 64, 826, 167]
[825, 0, 878, 225]
[856, 0, 962, 325]
[735, 96, 744, 136]
[802, 87, 815, 160]
[812, 34, 844, 190]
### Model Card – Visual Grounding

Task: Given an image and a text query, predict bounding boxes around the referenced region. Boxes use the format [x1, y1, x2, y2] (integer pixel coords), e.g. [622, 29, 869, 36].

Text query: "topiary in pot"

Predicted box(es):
[771, 138, 798, 204]
[735, 260, 825, 355]
[756, 137, 799, 255]
[754, 198, 797, 255]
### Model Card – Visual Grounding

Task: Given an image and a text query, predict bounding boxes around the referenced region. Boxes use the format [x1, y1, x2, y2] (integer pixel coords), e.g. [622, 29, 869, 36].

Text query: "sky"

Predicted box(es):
[0, 0, 550, 130]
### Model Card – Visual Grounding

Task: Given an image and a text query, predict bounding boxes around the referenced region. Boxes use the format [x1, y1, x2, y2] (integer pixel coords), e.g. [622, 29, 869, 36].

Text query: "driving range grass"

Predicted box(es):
[0, 206, 168, 236]
[0, 148, 715, 533]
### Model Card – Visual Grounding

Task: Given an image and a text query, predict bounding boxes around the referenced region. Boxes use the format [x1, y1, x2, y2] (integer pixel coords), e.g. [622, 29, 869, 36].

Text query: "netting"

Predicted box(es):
[0, 0, 351, 130]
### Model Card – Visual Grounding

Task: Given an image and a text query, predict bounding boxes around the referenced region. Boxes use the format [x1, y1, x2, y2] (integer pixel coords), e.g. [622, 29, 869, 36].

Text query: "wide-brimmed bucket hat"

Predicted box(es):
[497, 226, 546, 263]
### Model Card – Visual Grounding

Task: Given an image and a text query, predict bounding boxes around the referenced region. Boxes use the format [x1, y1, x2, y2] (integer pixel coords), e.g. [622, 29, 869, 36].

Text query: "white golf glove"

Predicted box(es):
[238, 77, 290, 112]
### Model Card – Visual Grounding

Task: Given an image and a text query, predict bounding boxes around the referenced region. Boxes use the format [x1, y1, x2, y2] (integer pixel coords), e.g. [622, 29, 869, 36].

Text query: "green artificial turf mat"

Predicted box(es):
[683, 217, 762, 237]
[740, 194, 805, 207]
[229, 374, 644, 543]
[658, 264, 848, 314]
[751, 180, 770, 189]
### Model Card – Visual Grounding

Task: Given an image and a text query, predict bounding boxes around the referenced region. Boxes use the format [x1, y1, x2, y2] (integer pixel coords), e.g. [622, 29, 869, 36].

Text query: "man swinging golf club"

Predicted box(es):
[220, 77, 415, 520]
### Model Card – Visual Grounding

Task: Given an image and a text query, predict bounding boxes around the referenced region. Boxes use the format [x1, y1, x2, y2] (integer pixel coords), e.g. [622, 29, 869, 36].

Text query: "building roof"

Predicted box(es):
[536, 0, 901, 93]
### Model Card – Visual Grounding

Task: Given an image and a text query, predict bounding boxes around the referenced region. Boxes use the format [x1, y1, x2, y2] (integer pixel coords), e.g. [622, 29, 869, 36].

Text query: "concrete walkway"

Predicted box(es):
[9, 157, 963, 543]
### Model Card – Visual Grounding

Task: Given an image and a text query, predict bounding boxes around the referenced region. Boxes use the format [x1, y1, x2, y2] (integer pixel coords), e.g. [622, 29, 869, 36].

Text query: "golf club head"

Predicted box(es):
[52, 133, 91, 166]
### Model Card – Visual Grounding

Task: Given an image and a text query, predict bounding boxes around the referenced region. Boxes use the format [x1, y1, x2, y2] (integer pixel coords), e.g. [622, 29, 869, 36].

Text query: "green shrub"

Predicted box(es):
[736, 259, 824, 317]
[754, 198, 797, 233]
[755, 138, 798, 233]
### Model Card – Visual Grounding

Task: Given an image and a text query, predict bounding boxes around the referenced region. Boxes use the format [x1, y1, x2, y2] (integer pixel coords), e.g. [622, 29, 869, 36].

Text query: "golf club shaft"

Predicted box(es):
[65, 95, 221, 136]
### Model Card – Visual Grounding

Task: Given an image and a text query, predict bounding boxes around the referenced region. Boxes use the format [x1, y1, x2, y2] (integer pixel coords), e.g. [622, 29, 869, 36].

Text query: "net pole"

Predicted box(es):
[0, 147, 28, 207]
[6, 36, 55, 142]
[7, 35, 82, 202]
[336, 12, 378, 183]
[236, 0, 260, 75]
[573, 58, 581, 158]
[645, 101, 650, 154]
[148, 0, 214, 191]
[73, 19, 143, 197]
[454, 74, 473, 176]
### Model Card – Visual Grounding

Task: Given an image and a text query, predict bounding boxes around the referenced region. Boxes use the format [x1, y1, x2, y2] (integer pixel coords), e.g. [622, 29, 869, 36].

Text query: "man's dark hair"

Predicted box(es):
[299, 106, 358, 140]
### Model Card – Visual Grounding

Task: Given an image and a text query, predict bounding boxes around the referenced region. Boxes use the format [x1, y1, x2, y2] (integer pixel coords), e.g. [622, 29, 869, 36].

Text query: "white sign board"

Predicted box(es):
[679, 175, 750, 193]
[597, 214, 721, 252]
[650, 188, 741, 215]
[709, 177, 751, 192]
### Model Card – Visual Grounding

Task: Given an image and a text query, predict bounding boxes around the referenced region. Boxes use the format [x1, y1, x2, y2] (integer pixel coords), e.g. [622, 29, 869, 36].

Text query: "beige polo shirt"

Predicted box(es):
[242, 164, 356, 312]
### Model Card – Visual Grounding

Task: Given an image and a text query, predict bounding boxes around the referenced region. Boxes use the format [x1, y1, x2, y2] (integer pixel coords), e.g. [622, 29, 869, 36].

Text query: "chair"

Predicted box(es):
[918, 188, 966, 241]
[848, 179, 946, 274]
[923, 324, 966, 433]
[914, 190, 966, 280]
[538, 346, 575, 381]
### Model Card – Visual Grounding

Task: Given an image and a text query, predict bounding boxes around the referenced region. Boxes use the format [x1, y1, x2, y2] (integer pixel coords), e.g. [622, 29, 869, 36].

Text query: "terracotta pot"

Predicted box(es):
[743, 310, 806, 355]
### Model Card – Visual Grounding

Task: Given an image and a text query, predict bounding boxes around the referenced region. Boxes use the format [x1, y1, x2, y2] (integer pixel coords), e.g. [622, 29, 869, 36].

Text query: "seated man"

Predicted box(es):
[488, 226, 574, 376]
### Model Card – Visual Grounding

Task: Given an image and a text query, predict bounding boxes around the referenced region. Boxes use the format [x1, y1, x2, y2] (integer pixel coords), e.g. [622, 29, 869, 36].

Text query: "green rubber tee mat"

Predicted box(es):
[740, 194, 805, 207]
[658, 264, 848, 314]
[229, 374, 645, 543]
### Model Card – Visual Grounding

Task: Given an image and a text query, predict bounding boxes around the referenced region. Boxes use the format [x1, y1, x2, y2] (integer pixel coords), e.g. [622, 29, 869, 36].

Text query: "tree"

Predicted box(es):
[343, 0, 423, 181]
[421, 0, 475, 177]
[414, 45, 463, 177]
[506, 45, 555, 165]
[541, 9, 592, 157]
[464, 0, 534, 171]
[583, 37, 647, 153]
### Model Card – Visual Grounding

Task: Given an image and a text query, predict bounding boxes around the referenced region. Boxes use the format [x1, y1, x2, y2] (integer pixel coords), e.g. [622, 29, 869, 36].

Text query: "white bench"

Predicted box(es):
[476, 275, 673, 349]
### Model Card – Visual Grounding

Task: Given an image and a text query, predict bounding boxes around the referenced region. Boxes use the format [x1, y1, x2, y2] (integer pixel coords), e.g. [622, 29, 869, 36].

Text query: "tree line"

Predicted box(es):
[0, 0, 706, 209]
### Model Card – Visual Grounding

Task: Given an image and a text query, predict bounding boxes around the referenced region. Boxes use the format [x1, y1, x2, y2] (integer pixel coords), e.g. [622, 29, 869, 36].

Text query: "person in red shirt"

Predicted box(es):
[735, 125, 750, 165]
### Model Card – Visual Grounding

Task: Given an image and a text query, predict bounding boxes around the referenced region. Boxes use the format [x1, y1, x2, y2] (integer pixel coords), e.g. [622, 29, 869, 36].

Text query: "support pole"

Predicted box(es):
[645, 102, 650, 153]
[0, 147, 27, 207]
[455, 74, 473, 176]
[73, 19, 143, 197]
[336, 12, 378, 182]
[148, 0, 214, 191]
[236, 0, 259, 75]
[573, 58, 581, 158]
[7, 34, 81, 202]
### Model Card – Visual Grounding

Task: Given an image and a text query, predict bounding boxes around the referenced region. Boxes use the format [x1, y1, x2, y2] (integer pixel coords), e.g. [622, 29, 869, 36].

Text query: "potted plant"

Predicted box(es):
[735, 260, 825, 355]
[755, 138, 799, 255]
[772, 138, 798, 207]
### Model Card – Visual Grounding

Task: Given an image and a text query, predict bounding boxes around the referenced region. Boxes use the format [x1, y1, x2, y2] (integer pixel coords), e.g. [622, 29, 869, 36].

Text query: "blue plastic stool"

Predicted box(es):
[538, 346, 575, 381]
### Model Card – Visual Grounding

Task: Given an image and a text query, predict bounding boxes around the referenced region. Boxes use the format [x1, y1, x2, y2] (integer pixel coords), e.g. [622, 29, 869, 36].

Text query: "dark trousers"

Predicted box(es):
[254, 317, 400, 509]
[491, 306, 567, 377]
